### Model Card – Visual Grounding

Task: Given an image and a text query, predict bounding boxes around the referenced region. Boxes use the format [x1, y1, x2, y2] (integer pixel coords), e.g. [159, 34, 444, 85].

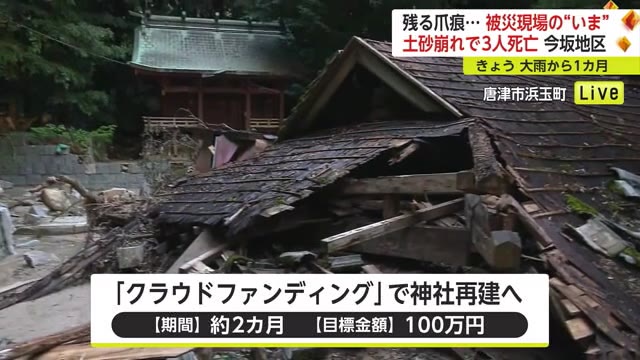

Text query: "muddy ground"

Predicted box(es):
[0, 185, 86, 290]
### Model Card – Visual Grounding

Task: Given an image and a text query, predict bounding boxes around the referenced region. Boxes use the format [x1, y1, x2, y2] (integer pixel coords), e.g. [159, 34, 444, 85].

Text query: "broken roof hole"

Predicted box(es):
[310, 64, 455, 133]
[349, 134, 474, 178]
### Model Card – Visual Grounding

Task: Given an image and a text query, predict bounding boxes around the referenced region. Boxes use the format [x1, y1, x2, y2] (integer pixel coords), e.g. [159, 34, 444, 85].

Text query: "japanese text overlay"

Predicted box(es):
[391, 9, 640, 75]
[91, 273, 549, 347]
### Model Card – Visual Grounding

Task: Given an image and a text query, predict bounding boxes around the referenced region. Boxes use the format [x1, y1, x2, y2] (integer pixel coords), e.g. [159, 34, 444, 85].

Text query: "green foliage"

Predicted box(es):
[29, 124, 116, 161]
[564, 194, 598, 216]
[0, 0, 130, 121]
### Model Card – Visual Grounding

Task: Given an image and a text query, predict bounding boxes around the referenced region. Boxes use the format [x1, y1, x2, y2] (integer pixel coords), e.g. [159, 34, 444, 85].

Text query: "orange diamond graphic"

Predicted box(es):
[603, 0, 618, 9]
[618, 36, 631, 52]
[622, 10, 640, 31]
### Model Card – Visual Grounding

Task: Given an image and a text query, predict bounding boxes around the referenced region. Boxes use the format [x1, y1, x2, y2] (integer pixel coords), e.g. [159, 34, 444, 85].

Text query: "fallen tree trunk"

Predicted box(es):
[0, 323, 90, 360]
[0, 220, 139, 311]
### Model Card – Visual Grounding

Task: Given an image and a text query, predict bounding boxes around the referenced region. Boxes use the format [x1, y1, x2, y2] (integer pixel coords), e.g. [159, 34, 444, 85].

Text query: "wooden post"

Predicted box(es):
[245, 83, 252, 131]
[382, 195, 399, 218]
[198, 78, 204, 121]
[279, 89, 284, 121]
[161, 77, 168, 96]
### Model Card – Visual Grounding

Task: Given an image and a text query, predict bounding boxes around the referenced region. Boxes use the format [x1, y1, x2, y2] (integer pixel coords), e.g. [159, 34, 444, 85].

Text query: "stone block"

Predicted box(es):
[7, 133, 28, 146]
[101, 174, 120, 186]
[23, 250, 60, 267]
[71, 162, 86, 174]
[57, 158, 74, 175]
[127, 162, 142, 174]
[109, 162, 124, 174]
[0, 206, 15, 257]
[39, 145, 58, 155]
[74, 174, 89, 186]
[95, 162, 109, 174]
[87, 175, 105, 190]
[117, 245, 146, 269]
[31, 160, 46, 175]
[15, 239, 40, 248]
[0, 180, 13, 189]
[23, 146, 41, 157]
[84, 163, 97, 174]
[43, 158, 59, 175]
[14, 216, 88, 236]
[486, 230, 522, 270]
[3, 176, 26, 186]
[17, 164, 31, 176]
[26, 175, 45, 186]
[24, 212, 51, 226]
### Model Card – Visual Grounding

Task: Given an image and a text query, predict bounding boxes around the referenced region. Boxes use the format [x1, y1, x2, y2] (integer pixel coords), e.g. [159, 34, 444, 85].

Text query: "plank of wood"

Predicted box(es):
[522, 202, 541, 214]
[388, 143, 420, 165]
[165, 228, 227, 274]
[308, 262, 333, 274]
[0, 278, 38, 296]
[340, 171, 475, 195]
[0, 323, 90, 359]
[179, 243, 228, 274]
[188, 260, 215, 274]
[382, 195, 399, 218]
[352, 225, 471, 266]
[322, 198, 464, 253]
[38, 344, 193, 360]
[468, 124, 509, 195]
[500, 195, 553, 247]
[550, 278, 634, 350]
[362, 265, 383, 274]
[561, 299, 581, 317]
[566, 317, 595, 348]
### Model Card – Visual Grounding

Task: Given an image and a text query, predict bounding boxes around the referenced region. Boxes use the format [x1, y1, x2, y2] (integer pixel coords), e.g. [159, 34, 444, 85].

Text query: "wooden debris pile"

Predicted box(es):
[1, 127, 638, 359]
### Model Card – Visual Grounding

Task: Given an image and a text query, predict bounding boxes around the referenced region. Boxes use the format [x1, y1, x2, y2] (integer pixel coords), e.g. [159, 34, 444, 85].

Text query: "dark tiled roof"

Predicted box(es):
[363, 39, 640, 330]
[130, 15, 305, 77]
[151, 119, 472, 235]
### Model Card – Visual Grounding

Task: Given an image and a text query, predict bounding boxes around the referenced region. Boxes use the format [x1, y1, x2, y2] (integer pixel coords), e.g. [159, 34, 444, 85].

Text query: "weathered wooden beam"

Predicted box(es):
[382, 195, 399, 218]
[164, 228, 228, 274]
[550, 277, 635, 351]
[340, 171, 475, 195]
[322, 198, 464, 253]
[498, 195, 553, 247]
[0, 323, 90, 359]
[362, 265, 383, 274]
[163, 85, 281, 95]
[329, 254, 365, 272]
[468, 124, 509, 195]
[352, 225, 471, 266]
[465, 194, 521, 270]
[38, 344, 193, 360]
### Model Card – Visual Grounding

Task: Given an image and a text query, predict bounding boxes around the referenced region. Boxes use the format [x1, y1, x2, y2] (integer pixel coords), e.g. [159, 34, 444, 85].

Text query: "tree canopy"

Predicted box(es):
[0, 0, 635, 135]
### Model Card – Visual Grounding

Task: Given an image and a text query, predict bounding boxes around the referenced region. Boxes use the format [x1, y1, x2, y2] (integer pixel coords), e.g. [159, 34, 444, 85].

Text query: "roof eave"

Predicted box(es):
[278, 36, 464, 140]
[355, 38, 464, 118]
[129, 63, 305, 79]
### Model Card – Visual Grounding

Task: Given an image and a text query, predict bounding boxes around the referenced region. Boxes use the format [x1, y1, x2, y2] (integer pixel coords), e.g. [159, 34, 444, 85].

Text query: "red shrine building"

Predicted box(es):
[129, 12, 306, 134]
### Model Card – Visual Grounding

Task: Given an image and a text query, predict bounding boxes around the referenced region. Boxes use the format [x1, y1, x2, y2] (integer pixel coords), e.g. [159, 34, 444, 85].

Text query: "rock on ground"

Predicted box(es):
[23, 250, 60, 268]
[41, 189, 72, 212]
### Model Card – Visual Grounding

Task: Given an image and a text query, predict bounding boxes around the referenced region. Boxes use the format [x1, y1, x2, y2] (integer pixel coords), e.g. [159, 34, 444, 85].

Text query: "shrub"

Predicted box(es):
[28, 124, 116, 161]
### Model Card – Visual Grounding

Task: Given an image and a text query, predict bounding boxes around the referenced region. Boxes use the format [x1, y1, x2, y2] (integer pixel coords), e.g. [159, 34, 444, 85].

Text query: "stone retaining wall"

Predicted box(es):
[0, 132, 164, 190]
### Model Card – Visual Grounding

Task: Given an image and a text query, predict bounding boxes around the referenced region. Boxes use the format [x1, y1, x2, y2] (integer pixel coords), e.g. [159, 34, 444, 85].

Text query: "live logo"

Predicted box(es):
[574, 81, 625, 105]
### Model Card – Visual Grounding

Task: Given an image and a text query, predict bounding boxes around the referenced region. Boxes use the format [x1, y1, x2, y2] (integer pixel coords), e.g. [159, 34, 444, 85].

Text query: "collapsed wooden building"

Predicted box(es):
[151, 37, 640, 358]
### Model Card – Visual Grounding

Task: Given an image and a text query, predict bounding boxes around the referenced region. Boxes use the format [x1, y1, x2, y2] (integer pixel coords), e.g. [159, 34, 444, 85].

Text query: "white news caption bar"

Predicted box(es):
[91, 273, 549, 346]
